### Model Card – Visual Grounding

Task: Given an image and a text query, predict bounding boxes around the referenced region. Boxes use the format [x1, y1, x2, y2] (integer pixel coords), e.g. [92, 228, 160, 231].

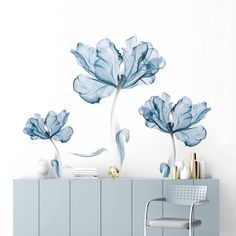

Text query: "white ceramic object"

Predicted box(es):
[199, 160, 206, 178]
[180, 165, 190, 179]
[36, 159, 50, 178]
[175, 160, 185, 171]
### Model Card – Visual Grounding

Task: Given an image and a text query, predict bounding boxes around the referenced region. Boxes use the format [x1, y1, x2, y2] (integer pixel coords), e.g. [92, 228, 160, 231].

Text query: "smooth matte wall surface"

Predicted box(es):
[0, 0, 235, 235]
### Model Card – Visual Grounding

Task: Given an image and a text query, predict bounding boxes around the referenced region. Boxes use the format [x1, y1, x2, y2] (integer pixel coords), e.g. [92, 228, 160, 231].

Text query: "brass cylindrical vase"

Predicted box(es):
[190, 153, 200, 179]
[172, 165, 180, 179]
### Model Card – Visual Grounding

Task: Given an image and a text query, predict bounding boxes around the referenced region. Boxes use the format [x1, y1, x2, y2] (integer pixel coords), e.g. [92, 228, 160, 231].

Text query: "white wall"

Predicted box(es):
[0, 0, 235, 235]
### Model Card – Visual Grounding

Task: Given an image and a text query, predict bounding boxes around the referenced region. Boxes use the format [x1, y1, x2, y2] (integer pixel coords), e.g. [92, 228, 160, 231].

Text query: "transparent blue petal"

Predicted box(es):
[73, 74, 116, 104]
[51, 159, 60, 177]
[191, 102, 211, 125]
[69, 148, 107, 157]
[139, 93, 171, 133]
[140, 105, 169, 132]
[94, 38, 122, 86]
[174, 125, 207, 147]
[123, 37, 146, 78]
[116, 128, 130, 165]
[153, 93, 172, 128]
[56, 110, 69, 128]
[122, 37, 165, 88]
[133, 75, 155, 86]
[52, 126, 73, 143]
[123, 42, 148, 87]
[71, 43, 97, 76]
[23, 116, 48, 140]
[160, 162, 170, 177]
[45, 110, 70, 137]
[45, 111, 60, 136]
[31, 115, 48, 136]
[124, 36, 137, 54]
[172, 96, 192, 131]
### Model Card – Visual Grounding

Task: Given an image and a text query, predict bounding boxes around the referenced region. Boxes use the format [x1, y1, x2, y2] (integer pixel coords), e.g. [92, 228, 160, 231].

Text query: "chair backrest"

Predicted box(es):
[165, 185, 207, 206]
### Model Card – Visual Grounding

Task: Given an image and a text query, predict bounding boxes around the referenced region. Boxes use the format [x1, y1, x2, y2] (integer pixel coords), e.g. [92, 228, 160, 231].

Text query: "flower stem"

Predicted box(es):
[110, 88, 121, 132]
[110, 87, 122, 167]
[49, 138, 61, 177]
[170, 132, 176, 166]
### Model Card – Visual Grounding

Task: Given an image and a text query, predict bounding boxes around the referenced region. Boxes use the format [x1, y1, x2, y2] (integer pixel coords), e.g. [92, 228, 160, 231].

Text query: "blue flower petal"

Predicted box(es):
[69, 148, 107, 157]
[52, 126, 73, 143]
[116, 128, 130, 165]
[191, 102, 211, 125]
[123, 37, 147, 81]
[139, 93, 171, 133]
[122, 36, 165, 88]
[160, 162, 170, 177]
[172, 96, 192, 131]
[45, 110, 70, 136]
[23, 115, 48, 140]
[124, 36, 137, 54]
[174, 125, 207, 147]
[51, 159, 60, 177]
[71, 43, 97, 76]
[73, 74, 116, 104]
[94, 38, 122, 86]
[56, 110, 69, 128]
[45, 111, 60, 136]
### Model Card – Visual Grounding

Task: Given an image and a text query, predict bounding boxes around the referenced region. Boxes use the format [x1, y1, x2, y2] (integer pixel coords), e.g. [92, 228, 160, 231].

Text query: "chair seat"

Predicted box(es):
[148, 217, 201, 229]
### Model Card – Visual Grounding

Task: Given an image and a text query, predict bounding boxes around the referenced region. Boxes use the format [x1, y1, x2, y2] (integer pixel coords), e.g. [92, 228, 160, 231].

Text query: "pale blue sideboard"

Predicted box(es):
[13, 178, 219, 236]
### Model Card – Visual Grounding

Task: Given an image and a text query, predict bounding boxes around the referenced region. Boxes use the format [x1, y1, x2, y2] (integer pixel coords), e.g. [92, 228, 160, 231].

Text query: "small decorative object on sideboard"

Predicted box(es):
[23, 110, 73, 178]
[172, 165, 180, 180]
[73, 168, 98, 178]
[108, 166, 120, 179]
[189, 152, 200, 179]
[36, 159, 50, 178]
[180, 165, 190, 179]
[199, 160, 206, 178]
[175, 160, 184, 172]
[139, 92, 211, 179]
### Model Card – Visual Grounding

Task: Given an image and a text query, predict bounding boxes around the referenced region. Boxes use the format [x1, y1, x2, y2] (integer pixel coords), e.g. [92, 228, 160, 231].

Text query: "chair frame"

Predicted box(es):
[144, 185, 209, 236]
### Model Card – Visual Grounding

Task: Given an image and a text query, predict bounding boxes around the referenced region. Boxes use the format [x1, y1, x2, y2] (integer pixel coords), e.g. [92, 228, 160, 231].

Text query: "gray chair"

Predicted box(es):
[144, 185, 209, 236]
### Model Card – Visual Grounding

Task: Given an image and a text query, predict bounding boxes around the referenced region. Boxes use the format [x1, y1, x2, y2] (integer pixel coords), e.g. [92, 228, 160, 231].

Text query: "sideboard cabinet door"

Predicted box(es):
[13, 179, 39, 236]
[71, 179, 100, 236]
[40, 179, 70, 236]
[132, 179, 162, 236]
[194, 179, 219, 236]
[101, 179, 132, 236]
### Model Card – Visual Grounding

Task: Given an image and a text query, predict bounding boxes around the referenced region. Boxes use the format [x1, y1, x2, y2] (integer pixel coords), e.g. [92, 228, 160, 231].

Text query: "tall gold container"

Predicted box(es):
[172, 165, 180, 179]
[189, 153, 200, 179]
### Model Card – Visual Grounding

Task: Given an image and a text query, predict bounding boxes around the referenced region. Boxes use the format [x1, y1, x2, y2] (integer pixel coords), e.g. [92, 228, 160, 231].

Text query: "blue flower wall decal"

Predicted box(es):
[139, 93, 211, 168]
[71, 36, 166, 104]
[71, 36, 165, 168]
[23, 110, 73, 177]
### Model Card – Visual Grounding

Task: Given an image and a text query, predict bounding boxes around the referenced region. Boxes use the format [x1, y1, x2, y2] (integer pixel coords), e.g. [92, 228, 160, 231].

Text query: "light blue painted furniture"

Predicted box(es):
[13, 178, 219, 236]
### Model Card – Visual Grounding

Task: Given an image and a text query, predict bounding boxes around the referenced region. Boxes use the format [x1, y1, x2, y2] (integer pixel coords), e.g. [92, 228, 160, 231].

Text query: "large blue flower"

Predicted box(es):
[71, 36, 165, 168]
[71, 36, 165, 104]
[23, 110, 73, 143]
[139, 93, 211, 147]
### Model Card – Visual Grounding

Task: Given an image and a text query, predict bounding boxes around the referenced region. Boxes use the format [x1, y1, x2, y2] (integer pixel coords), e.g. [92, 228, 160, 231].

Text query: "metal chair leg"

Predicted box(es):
[189, 228, 192, 236]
